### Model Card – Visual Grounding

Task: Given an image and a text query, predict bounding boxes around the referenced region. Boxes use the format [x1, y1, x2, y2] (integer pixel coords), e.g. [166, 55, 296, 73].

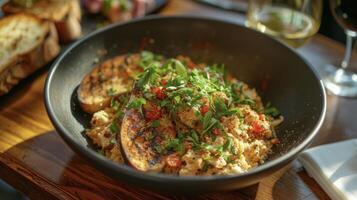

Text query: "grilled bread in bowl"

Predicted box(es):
[44, 16, 326, 193]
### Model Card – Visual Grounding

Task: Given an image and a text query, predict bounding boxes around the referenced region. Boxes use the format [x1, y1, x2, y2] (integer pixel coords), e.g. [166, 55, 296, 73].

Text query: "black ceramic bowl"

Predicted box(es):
[45, 16, 326, 193]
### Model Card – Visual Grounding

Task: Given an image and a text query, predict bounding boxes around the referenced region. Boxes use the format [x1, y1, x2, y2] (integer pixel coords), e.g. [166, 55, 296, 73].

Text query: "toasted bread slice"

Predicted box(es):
[77, 54, 143, 113]
[0, 14, 60, 95]
[2, 0, 81, 43]
[120, 92, 176, 172]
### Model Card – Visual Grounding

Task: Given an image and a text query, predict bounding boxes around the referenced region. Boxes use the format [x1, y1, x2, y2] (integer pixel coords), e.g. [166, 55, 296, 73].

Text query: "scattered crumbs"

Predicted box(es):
[97, 49, 108, 56]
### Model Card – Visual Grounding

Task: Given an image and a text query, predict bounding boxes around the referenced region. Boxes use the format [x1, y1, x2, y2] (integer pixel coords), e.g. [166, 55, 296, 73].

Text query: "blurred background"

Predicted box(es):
[196, 0, 346, 44]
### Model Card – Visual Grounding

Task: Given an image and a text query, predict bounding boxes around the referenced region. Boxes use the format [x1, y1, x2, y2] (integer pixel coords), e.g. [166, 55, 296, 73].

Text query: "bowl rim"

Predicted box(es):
[44, 15, 326, 183]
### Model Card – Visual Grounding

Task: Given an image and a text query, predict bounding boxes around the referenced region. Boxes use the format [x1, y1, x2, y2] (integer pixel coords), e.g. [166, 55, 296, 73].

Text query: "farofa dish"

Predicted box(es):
[78, 51, 283, 176]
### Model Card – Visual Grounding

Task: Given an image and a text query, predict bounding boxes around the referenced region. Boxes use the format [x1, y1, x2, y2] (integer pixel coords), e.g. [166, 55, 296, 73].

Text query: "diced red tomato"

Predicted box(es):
[250, 121, 264, 136]
[187, 61, 196, 69]
[200, 104, 210, 115]
[212, 128, 221, 136]
[166, 154, 182, 168]
[152, 87, 167, 100]
[145, 108, 161, 120]
[161, 79, 167, 85]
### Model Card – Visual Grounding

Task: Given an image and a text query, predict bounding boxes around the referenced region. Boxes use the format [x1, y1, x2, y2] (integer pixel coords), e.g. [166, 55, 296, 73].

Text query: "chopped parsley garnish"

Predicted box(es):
[137, 65, 159, 88]
[111, 99, 120, 111]
[151, 120, 160, 128]
[109, 122, 119, 133]
[107, 88, 117, 96]
[202, 111, 218, 134]
[120, 51, 282, 159]
[166, 138, 184, 152]
[138, 51, 162, 69]
[235, 98, 256, 106]
[126, 97, 146, 113]
[264, 102, 280, 118]
[202, 161, 210, 172]
[213, 98, 241, 118]
[223, 137, 233, 151]
[186, 130, 200, 147]
[153, 144, 163, 154]
[172, 59, 188, 79]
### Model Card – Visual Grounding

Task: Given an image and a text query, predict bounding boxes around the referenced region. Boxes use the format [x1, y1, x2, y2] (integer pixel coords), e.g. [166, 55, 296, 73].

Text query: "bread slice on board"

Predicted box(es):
[0, 14, 60, 95]
[2, 0, 81, 43]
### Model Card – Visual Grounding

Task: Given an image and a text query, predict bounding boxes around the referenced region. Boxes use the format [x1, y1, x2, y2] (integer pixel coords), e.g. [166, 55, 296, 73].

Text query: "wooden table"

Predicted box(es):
[1, 0, 356, 199]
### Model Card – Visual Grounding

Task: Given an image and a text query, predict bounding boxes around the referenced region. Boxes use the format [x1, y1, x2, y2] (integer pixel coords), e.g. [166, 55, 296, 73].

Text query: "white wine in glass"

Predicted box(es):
[246, 0, 322, 48]
[323, 0, 357, 97]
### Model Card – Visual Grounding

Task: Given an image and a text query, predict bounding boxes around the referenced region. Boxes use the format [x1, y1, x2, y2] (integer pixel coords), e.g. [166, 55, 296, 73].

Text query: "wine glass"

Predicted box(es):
[246, 0, 322, 48]
[323, 0, 357, 97]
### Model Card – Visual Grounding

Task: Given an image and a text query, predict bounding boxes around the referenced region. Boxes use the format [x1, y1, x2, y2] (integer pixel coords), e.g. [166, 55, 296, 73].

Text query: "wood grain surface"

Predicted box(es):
[0, 0, 357, 199]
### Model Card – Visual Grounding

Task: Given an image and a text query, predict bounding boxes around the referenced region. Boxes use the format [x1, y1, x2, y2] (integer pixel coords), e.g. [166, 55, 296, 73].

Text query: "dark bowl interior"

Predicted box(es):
[45, 16, 326, 193]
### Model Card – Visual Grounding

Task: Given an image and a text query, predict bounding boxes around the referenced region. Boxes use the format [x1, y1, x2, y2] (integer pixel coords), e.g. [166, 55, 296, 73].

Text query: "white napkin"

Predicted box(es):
[298, 139, 357, 200]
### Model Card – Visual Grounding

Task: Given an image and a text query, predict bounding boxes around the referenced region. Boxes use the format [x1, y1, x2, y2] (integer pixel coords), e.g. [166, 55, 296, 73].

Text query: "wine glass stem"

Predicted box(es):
[341, 31, 357, 69]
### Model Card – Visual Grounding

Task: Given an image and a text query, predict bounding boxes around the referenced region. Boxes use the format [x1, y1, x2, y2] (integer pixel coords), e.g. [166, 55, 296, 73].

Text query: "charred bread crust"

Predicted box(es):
[77, 54, 142, 114]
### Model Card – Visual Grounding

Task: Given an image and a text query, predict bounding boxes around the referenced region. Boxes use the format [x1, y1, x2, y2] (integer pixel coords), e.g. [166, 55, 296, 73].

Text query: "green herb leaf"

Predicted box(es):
[159, 99, 170, 107]
[187, 130, 200, 146]
[169, 88, 193, 98]
[213, 98, 229, 118]
[127, 97, 146, 112]
[202, 160, 210, 172]
[237, 98, 256, 106]
[138, 51, 155, 68]
[137, 66, 158, 89]
[107, 88, 117, 96]
[174, 96, 181, 104]
[115, 111, 124, 119]
[191, 131, 199, 143]
[202, 111, 218, 134]
[154, 145, 163, 154]
[230, 146, 238, 155]
[109, 122, 119, 133]
[222, 108, 243, 117]
[166, 138, 184, 152]
[264, 105, 280, 118]
[173, 60, 188, 79]
[151, 120, 160, 128]
[223, 137, 232, 151]
[111, 99, 120, 111]
[202, 110, 213, 129]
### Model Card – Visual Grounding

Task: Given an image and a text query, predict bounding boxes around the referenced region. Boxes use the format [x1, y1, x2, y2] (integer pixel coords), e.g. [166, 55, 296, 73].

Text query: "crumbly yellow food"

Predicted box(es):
[82, 52, 283, 175]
